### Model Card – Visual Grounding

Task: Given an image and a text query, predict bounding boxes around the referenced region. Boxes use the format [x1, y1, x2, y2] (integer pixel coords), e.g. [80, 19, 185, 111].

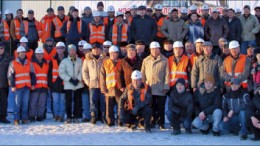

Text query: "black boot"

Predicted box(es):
[91, 112, 96, 124]
[100, 112, 106, 124]
[212, 131, 220, 136]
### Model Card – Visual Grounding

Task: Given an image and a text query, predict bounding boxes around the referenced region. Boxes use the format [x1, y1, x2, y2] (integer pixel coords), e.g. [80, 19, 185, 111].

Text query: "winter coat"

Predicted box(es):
[81, 14, 93, 27]
[187, 19, 204, 43]
[256, 15, 260, 46]
[191, 54, 223, 88]
[161, 17, 188, 42]
[82, 52, 107, 89]
[168, 88, 193, 119]
[194, 87, 222, 116]
[204, 16, 229, 46]
[239, 14, 260, 41]
[227, 17, 242, 42]
[58, 56, 84, 90]
[141, 54, 170, 96]
[109, 22, 131, 45]
[20, 18, 40, 42]
[246, 93, 260, 118]
[222, 89, 250, 117]
[117, 56, 143, 89]
[130, 15, 157, 46]
[0, 53, 11, 88]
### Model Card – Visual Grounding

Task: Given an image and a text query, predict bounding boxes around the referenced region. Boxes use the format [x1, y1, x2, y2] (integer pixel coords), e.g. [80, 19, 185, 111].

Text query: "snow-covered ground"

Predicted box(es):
[0, 113, 259, 145]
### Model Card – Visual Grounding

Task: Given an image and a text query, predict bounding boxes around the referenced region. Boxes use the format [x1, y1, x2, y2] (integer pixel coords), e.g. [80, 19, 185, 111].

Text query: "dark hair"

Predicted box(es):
[17, 9, 23, 12]
[189, 12, 200, 18]
[228, 8, 235, 13]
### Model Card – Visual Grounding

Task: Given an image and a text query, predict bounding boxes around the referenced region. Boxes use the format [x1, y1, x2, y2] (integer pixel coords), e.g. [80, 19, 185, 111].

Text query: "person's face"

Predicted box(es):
[204, 81, 213, 90]
[6, 14, 12, 20]
[47, 11, 54, 17]
[120, 46, 126, 54]
[92, 47, 101, 56]
[218, 41, 225, 49]
[108, 11, 115, 17]
[58, 10, 65, 16]
[164, 44, 173, 52]
[125, 13, 130, 18]
[146, 11, 152, 16]
[256, 54, 260, 62]
[191, 13, 198, 22]
[18, 52, 26, 59]
[78, 45, 83, 52]
[116, 16, 123, 23]
[244, 8, 250, 15]
[83, 49, 91, 55]
[69, 49, 76, 57]
[109, 52, 119, 60]
[171, 11, 178, 18]
[202, 9, 209, 15]
[228, 10, 235, 18]
[211, 12, 219, 19]
[150, 48, 160, 58]
[84, 9, 91, 15]
[130, 9, 137, 16]
[0, 46, 5, 55]
[132, 78, 142, 89]
[176, 83, 185, 93]
[222, 10, 228, 16]
[72, 11, 78, 18]
[94, 16, 101, 22]
[127, 49, 136, 59]
[97, 6, 104, 11]
[20, 42, 27, 48]
[223, 45, 230, 55]
[195, 43, 203, 54]
[230, 47, 240, 57]
[35, 53, 44, 60]
[235, 13, 241, 17]
[155, 9, 162, 15]
[255, 9, 260, 17]
[103, 45, 110, 54]
[136, 45, 145, 53]
[17, 10, 23, 18]
[247, 48, 254, 56]
[56, 47, 65, 54]
[28, 13, 34, 19]
[203, 45, 212, 56]
[139, 9, 146, 16]
[185, 43, 194, 55]
[231, 83, 240, 91]
[46, 41, 53, 46]
[173, 47, 184, 57]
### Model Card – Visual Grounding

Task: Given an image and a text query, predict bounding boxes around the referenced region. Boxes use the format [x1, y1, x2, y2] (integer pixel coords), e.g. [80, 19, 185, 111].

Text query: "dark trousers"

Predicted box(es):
[151, 95, 166, 126]
[28, 41, 38, 51]
[247, 115, 260, 138]
[167, 110, 192, 131]
[0, 88, 8, 119]
[105, 96, 120, 125]
[65, 88, 83, 119]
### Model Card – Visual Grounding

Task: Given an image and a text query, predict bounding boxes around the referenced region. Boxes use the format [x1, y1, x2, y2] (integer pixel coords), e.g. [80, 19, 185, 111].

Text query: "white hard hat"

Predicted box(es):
[189, 4, 197, 11]
[201, 4, 209, 10]
[131, 70, 142, 79]
[92, 11, 101, 17]
[103, 40, 112, 46]
[56, 41, 65, 47]
[180, 7, 188, 14]
[4, 9, 11, 15]
[83, 43, 92, 50]
[20, 37, 28, 43]
[115, 11, 124, 17]
[154, 4, 163, 10]
[173, 41, 184, 48]
[229, 40, 240, 49]
[195, 38, 205, 43]
[150, 41, 160, 49]
[35, 47, 44, 54]
[211, 8, 219, 13]
[78, 40, 87, 46]
[107, 5, 115, 12]
[109, 45, 119, 53]
[130, 4, 138, 10]
[235, 8, 242, 13]
[17, 46, 26, 53]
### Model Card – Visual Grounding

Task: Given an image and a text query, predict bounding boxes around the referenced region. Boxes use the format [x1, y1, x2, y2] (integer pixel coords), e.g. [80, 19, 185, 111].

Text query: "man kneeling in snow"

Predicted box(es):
[119, 70, 152, 133]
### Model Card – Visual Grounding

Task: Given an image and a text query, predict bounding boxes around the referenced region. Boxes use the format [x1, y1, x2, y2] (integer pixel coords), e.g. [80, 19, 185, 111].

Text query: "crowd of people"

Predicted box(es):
[0, 1, 260, 141]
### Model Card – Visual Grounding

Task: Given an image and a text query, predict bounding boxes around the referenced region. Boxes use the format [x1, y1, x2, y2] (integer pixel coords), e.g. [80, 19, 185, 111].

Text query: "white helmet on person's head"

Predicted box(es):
[103, 41, 112, 46]
[56, 42, 65, 47]
[78, 40, 87, 46]
[173, 41, 184, 48]
[17, 46, 26, 53]
[150, 41, 160, 49]
[20, 37, 28, 43]
[131, 70, 142, 79]
[109, 45, 119, 53]
[83, 43, 92, 50]
[35, 47, 44, 54]
[154, 4, 163, 10]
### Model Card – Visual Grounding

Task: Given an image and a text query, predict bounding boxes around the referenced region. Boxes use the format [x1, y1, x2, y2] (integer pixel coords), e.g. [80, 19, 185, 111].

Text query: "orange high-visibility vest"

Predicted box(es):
[168, 55, 189, 87]
[155, 16, 166, 38]
[51, 58, 59, 83]
[14, 49, 34, 61]
[224, 54, 248, 88]
[127, 16, 133, 26]
[40, 15, 56, 43]
[13, 18, 22, 39]
[32, 62, 49, 88]
[89, 23, 105, 44]
[201, 18, 206, 27]
[189, 53, 197, 67]
[23, 20, 42, 38]
[103, 59, 121, 89]
[66, 20, 82, 34]
[52, 16, 68, 38]
[112, 23, 128, 45]
[44, 48, 57, 62]
[103, 16, 116, 26]
[3, 20, 10, 41]
[126, 84, 148, 110]
[13, 60, 31, 89]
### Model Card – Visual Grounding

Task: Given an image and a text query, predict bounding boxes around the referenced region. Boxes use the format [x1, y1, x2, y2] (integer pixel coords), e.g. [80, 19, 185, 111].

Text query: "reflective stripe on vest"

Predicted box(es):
[189, 54, 197, 67]
[224, 54, 248, 88]
[155, 17, 166, 38]
[89, 23, 105, 44]
[126, 84, 147, 110]
[44, 48, 57, 62]
[3, 20, 10, 41]
[40, 17, 54, 43]
[53, 16, 68, 38]
[13, 60, 31, 89]
[14, 19, 21, 39]
[33, 62, 49, 88]
[51, 59, 59, 83]
[103, 59, 121, 89]
[112, 23, 128, 45]
[66, 20, 82, 34]
[168, 55, 189, 87]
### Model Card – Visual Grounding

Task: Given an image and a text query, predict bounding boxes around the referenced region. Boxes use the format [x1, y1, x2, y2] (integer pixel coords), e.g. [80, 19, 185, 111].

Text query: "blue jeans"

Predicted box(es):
[7, 87, 15, 112]
[220, 110, 247, 135]
[192, 109, 222, 132]
[240, 40, 256, 55]
[82, 89, 90, 119]
[52, 92, 65, 118]
[166, 109, 191, 130]
[89, 88, 105, 115]
[46, 89, 52, 113]
[13, 87, 30, 120]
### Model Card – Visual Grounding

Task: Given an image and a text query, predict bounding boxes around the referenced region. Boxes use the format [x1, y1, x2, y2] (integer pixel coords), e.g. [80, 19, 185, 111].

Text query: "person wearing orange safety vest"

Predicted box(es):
[153, 4, 166, 47]
[48, 41, 67, 122]
[104, 6, 116, 37]
[14, 37, 34, 61]
[100, 45, 122, 126]
[51, 6, 69, 43]
[185, 41, 196, 66]
[87, 11, 107, 44]
[20, 10, 42, 51]
[10, 9, 25, 49]
[200, 4, 210, 27]
[7, 46, 36, 125]
[168, 41, 191, 88]
[109, 11, 130, 46]
[40, 8, 56, 43]
[43, 37, 56, 62]
[223, 40, 250, 91]
[29, 47, 50, 122]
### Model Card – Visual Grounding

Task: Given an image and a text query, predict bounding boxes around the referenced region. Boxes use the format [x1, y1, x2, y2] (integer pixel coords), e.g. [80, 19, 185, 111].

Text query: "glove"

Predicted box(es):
[132, 107, 139, 115]
[69, 78, 79, 86]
